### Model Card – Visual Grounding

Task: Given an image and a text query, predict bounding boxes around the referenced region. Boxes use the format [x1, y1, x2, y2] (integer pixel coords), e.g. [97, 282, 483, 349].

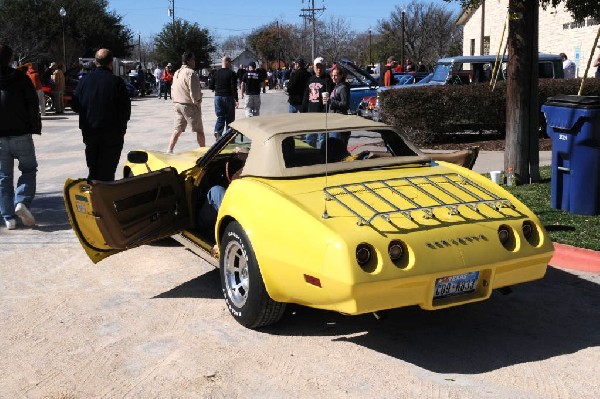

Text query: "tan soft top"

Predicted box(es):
[229, 113, 428, 178]
[229, 113, 390, 141]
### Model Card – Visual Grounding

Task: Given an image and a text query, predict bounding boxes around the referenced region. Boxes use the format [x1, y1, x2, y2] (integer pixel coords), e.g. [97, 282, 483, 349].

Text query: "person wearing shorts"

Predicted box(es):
[168, 51, 204, 153]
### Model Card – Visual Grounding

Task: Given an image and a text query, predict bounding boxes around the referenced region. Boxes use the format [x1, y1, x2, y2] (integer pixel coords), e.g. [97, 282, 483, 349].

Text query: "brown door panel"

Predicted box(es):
[90, 167, 190, 249]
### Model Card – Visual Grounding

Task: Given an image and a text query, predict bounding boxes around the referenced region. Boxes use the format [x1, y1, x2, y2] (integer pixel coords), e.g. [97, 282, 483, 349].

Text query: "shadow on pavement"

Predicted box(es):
[261, 267, 600, 374]
[153, 269, 221, 300]
[150, 263, 599, 374]
[31, 192, 72, 232]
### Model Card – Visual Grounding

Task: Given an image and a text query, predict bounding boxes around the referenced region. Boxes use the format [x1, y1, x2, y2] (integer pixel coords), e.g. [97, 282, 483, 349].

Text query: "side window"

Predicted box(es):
[539, 62, 555, 79]
[280, 130, 419, 169]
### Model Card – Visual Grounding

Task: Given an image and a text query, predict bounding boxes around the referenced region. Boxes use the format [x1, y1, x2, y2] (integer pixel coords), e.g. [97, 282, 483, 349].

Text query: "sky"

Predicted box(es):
[107, 0, 461, 42]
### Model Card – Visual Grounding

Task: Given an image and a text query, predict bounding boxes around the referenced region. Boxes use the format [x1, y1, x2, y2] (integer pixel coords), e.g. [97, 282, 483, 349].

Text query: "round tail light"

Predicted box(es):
[388, 240, 404, 262]
[522, 221, 533, 239]
[498, 225, 515, 250]
[498, 226, 510, 245]
[522, 220, 540, 246]
[356, 243, 373, 266]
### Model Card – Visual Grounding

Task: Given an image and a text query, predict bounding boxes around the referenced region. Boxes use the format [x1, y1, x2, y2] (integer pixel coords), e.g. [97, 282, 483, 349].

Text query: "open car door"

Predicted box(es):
[63, 167, 190, 263]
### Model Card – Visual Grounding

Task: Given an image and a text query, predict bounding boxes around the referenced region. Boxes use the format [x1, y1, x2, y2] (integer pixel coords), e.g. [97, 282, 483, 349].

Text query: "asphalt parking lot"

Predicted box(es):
[0, 90, 598, 398]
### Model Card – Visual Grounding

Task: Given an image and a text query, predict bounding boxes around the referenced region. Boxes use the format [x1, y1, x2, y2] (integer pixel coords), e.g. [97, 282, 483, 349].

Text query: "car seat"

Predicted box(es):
[321, 137, 350, 163]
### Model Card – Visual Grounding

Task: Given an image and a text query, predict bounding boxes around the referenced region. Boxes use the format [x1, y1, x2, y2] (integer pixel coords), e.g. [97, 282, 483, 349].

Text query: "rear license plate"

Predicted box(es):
[434, 271, 479, 299]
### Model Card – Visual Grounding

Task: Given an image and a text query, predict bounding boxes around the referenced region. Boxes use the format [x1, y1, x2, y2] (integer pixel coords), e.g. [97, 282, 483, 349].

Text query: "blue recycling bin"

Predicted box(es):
[542, 95, 600, 215]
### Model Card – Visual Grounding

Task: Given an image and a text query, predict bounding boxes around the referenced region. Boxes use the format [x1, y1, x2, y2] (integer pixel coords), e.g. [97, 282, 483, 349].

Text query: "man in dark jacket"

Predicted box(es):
[286, 58, 310, 113]
[209, 56, 238, 140]
[71, 48, 131, 181]
[0, 43, 41, 229]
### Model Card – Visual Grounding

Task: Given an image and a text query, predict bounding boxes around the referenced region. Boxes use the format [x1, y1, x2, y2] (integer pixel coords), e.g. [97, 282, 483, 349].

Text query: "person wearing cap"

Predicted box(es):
[287, 57, 310, 113]
[302, 57, 333, 147]
[153, 65, 163, 98]
[50, 62, 65, 114]
[302, 57, 333, 114]
[208, 56, 238, 140]
[161, 63, 173, 100]
[168, 51, 205, 153]
[240, 61, 263, 117]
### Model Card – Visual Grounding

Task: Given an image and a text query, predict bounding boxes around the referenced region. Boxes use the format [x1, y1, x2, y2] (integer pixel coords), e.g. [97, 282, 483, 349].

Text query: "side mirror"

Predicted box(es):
[127, 150, 149, 164]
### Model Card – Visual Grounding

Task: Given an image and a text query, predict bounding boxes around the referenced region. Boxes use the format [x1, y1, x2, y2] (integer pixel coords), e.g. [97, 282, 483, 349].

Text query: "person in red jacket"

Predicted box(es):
[161, 63, 173, 100]
[379, 57, 397, 87]
[26, 63, 45, 116]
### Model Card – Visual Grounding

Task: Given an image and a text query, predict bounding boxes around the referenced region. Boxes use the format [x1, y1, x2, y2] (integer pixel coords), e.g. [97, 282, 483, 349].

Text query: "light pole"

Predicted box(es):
[368, 27, 372, 67]
[59, 7, 66, 65]
[138, 32, 142, 65]
[400, 9, 405, 70]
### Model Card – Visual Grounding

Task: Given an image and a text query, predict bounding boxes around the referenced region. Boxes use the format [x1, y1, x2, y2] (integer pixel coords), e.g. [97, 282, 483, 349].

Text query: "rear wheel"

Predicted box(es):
[219, 221, 286, 328]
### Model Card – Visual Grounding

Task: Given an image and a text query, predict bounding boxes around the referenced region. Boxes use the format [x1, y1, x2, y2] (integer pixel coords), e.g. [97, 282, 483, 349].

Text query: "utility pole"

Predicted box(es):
[401, 9, 405, 69]
[168, 0, 175, 25]
[138, 33, 142, 65]
[300, 0, 325, 61]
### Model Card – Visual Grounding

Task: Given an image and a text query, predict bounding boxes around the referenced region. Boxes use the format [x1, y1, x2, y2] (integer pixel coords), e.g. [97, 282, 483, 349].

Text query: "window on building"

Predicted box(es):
[470, 39, 475, 56]
[483, 36, 490, 55]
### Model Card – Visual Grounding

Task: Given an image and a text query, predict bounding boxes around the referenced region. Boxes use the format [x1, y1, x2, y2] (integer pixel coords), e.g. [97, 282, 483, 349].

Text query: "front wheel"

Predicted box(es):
[219, 221, 286, 328]
[44, 94, 54, 112]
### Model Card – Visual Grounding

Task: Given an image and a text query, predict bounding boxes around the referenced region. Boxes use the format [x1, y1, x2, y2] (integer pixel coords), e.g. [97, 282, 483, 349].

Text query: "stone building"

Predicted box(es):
[457, 1, 599, 77]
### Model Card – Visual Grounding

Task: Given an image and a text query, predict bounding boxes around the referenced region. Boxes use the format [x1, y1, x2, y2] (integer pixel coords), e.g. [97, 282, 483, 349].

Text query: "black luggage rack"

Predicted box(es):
[323, 173, 523, 226]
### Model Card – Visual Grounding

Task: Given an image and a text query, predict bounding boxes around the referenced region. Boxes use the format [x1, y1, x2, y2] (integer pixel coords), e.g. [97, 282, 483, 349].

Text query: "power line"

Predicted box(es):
[300, 0, 325, 61]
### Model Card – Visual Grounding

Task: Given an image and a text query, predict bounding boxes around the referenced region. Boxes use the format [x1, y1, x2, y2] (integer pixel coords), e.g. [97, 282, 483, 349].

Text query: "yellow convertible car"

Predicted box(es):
[64, 114, 553, 329]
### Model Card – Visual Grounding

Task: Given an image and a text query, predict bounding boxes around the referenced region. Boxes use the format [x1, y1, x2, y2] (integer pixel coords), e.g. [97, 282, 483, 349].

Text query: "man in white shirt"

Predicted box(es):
[153, 66, 163, 98]
[560, 53, 576, 79]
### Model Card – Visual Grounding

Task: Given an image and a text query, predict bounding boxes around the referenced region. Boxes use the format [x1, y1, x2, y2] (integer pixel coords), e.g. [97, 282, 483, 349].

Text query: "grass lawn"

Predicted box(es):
[500, 166, 600, 251]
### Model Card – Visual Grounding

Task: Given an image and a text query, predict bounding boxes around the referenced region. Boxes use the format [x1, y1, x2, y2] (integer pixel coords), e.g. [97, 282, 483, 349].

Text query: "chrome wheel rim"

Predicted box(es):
[223, 240, 249, 308]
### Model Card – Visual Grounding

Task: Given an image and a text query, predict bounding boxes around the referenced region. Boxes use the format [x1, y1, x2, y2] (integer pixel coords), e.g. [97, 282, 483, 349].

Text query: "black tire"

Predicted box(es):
[44, 94, 54, 112]
[219, 221, 286, 328]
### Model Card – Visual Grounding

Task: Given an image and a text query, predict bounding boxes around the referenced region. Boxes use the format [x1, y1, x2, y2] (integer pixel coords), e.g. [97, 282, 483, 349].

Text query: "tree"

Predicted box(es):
[220, 34, 247, 59]
[377, 1, 462, 67]
[0, 0, 133, 67]
[246, 22, 300, 67]
[320, 17, 356, 65]
[153, 20, 215, 71]
[447, 0, 600, 184]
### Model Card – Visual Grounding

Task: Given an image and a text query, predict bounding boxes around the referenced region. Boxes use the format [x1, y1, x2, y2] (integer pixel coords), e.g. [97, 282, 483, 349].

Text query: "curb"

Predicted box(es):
[549, 242, 600, 273]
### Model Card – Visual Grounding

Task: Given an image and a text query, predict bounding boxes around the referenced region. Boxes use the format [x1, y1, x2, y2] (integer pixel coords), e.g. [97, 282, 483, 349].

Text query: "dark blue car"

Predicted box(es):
[333, 58, 379, 114]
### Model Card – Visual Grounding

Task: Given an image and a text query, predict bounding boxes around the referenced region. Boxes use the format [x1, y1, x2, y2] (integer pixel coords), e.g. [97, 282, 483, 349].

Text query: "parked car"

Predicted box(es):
[357, 72, 433, 120]
[42, 76, 78, 112]
[426, 53, 564, 86]
[64, 114, 553, 329]
[198, 74, 209, 88]
[123, 78, 139, 98]
[128, 71, 154, 96]
[358, 53, 564, 121]
[333, 58, 379, 113]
